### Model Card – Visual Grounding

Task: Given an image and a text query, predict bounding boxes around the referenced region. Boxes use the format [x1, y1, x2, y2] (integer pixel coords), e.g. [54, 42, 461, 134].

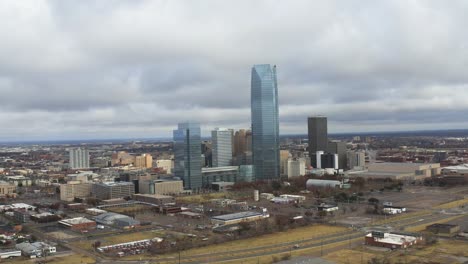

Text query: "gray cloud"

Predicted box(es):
[0, 0, 468, 140]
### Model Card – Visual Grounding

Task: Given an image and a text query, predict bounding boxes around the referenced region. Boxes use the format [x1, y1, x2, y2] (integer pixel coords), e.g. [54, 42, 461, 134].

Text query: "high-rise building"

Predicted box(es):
[308, 116, 328, 168]
[135, 154, 153, 169]
[251, 64, 280, 180]
[173, 122, 202, 190]
[347, 151, 366, 169]
[280, 150, 291, 176]
[327, 141, 347, 170]
[233, 129, 247, 156]
[212, 128, 233, 167]
[287, 158, 306, 178]
[321, 153, 339, 170]
[69, 148, 90, 169]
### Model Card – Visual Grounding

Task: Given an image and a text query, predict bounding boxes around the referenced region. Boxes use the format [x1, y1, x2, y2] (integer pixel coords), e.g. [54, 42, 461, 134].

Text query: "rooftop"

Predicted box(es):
[212, 211, 264, 221]
[366, 232, 418, 245]
[59, 217, 95, 226]
[95, 182, 134, 187]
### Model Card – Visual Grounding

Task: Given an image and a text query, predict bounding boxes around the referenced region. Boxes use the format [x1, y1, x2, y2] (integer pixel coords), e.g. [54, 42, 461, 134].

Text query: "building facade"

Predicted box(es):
[251, 64, 280, 180]
[138, 179, 184, 195]
[92, 182, 135, 200]
[0, 181, 16, 197]
[212, 128, 233, 167]
[60, 183, 92, 202]
[287, 158, 306, 178]
[202, 166, 239, 187]
[173, 122, 202, 190]
[347, 151, 366, 169]
[134, 154, 153, 169]
[308, 116, 328, 168]
[327, 141, 347, 170]
[69, 148, 90, 169]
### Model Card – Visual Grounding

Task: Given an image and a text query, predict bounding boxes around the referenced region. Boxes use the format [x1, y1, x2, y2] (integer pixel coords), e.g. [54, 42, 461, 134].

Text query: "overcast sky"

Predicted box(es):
[1, 1, 468, 141]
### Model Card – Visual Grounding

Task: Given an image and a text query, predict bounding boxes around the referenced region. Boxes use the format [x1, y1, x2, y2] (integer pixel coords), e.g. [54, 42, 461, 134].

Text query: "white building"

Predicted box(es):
[156, 159, 174, 174]
[211, 128, 233, 167]
[69, 148, 90, 169]
[287, 158, 306, 178]
[16, 242, 56, 258]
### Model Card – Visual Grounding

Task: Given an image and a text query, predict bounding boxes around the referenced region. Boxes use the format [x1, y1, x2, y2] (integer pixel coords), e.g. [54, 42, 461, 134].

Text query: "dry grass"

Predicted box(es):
[176, 192, 230, 203]
[178, 224, 349, 256]
[11, 254, 96, 264]
[434, 198, 468, 209]
[405, 214, 466, 232]
[373, 210, 431, 225]
[324, 248, 378, 264]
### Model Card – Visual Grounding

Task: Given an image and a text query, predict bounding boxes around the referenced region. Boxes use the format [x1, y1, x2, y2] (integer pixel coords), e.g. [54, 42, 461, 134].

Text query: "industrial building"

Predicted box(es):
[94, 212, 140, 228]
[348, 162, 441, 180]
[211, 211, 269, 226]
[365, 232, 422, 249]
[426, 223, 460, 236]
[16, 242, 56, 258]
[92, 182, 135, 200]
[441, 164, 468, 175]
[306, 179, 342, 189]
[58, 217, 96, 231]
[132, 194, 175, 205]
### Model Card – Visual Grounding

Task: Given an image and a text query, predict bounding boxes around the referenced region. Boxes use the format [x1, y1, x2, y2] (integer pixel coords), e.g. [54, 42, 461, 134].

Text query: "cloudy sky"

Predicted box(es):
[1, 0, 468, 141]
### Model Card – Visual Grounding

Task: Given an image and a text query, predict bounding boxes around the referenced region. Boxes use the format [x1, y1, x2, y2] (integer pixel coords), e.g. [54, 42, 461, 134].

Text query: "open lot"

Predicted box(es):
[324, 239, 468, 264]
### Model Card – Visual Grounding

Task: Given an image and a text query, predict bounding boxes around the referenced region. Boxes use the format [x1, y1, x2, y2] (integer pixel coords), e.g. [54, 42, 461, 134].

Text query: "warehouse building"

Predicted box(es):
[365, 231, 422, 249]
[349, 162, 441, 181]
[426, 223, 460, 236]
[94, 212, 140, 228]
[306, 179, 342, 189]
[132, 194, 175, 205]
[59, 217, 96, 231]
[211, 211, 269, 226]
[16, 242, 56, 258]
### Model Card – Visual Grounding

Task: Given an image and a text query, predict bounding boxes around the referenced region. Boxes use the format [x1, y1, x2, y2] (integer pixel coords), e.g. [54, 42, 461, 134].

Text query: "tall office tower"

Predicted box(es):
[173, 123, 202, 190]
[327, 141, 347, 170]
[233, 129, 247, 156]
[308, 116, 328, 168]
[280, 150, 291, 176]
[69, 148, 90, 169]
[212, 128, 233, 167]
[251, 64, 280, 180]
[347, 151, 366, 169]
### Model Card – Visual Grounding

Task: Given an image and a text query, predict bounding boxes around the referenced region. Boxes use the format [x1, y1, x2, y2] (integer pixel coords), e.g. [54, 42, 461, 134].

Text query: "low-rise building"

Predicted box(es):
[132, 194, 175, 205]
[16, 242, 56, 258]
[5, 176, 32, 187]
[0, 181, 16, 197]
[211, 211, 269, 226]
[59, 217, 97, 231]
[426, 223, 460, 236]
[202, 166, 239, 187]
[365, 231, 423, 249]
[94, 212, 140, 228]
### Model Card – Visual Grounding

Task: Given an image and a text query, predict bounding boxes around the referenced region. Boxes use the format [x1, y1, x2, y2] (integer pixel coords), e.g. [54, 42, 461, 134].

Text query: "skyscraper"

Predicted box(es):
[308, 116, 328, 168]
[173, 122, 202, 190]
[69, 148, 90, 169]
[251, 64, 280, 180]
[212, 128, 233, 167]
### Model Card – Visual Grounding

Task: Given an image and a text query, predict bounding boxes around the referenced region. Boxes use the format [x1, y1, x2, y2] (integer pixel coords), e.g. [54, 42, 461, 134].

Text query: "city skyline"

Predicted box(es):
[2, 1, 468, 141]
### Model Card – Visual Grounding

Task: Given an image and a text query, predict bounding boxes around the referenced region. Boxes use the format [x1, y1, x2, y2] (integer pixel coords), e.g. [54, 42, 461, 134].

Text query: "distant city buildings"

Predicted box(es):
[308, 116, 328, 168]
[173, 122, 202, 190]
[92, 182, 135, 200]
[69, 148, 90, 169]
[134, 154, 153, 169]
[212, 128, 233, 167]
[251, 64, 280, 180]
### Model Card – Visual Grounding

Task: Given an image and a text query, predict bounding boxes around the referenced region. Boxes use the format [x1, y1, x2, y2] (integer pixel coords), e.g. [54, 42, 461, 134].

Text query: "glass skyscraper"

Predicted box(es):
[251, 64, 280, 180]
[211, 128, 233, 167]
[173, 122, 202, 190]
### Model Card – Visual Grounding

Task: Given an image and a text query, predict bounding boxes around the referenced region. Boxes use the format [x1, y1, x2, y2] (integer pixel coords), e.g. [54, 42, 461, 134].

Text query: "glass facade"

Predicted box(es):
[212, 128, 233, 167]
[173, 122, 202, 190]
[251, 64, 280, 180]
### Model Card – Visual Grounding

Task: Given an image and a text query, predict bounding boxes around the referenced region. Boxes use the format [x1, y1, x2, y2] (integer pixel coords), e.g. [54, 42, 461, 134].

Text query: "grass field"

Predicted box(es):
[72, 229, 165, 250]
[12, 254, 96, 264]
[176, 192, 231, 203]
[323, 239, 468, 264]
[405, 214, 466, 232]
[434, 198, 468, 209]
[373, 210, 431, 225]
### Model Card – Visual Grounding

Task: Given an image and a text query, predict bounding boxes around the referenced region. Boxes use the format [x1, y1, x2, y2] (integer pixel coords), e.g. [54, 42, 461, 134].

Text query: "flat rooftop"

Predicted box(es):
[133, 194, 173, 199]
[59, 217, 95, 226]
[212, 211, 263, 221]
[366, 232, 418, 245]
